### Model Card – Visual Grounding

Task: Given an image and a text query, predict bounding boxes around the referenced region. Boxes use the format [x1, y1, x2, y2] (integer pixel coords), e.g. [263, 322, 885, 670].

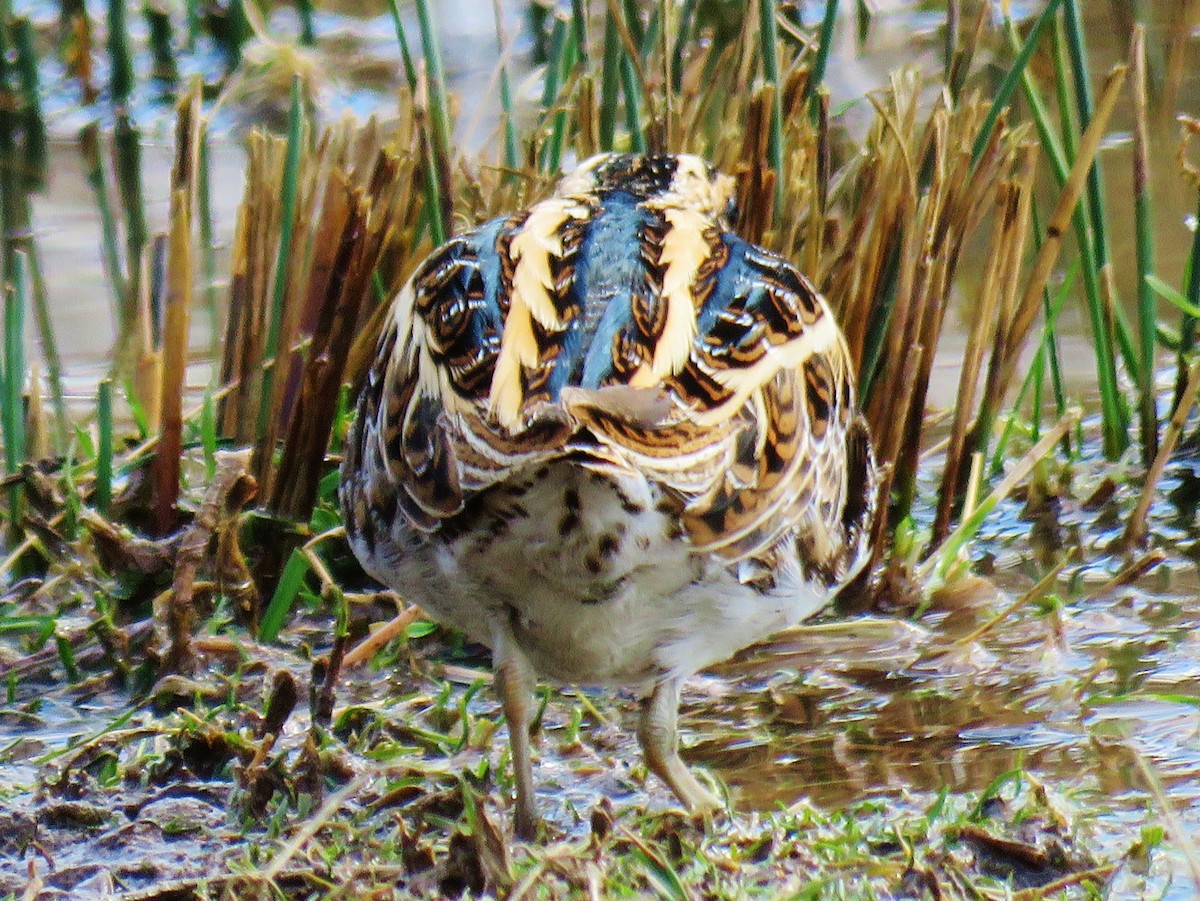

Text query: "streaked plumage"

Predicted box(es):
[341, 153, 877, 837]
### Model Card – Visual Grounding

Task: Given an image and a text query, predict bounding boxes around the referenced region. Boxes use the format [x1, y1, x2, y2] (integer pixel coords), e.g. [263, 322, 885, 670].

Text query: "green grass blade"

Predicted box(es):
[1131, 26, 1158, 464]
[106, 0, 134, 105]
[599, 13, 622, 151]
[1063, 0, 1113, 279]
[972, 0, 1065, 169]
[758, 0, 785, 215]
[96, 379, 113, 515]
[570, 0, 588, 64]
[258, 77, 304, 442]
[385, 0, 442, 246]
[1146, 275, 1200, 318]
[1010, 16, 1131, 458]
[806, 0, 839, 119]
[385, 0, 418, 91]
[493, 1, 519, 173]
[670, 0, 697, 92]
[539, 14, 577, 173]
[992, 260, 1077, 472]
[4, 251, 27, 470]
[80, 126, 128, 324]
[185, 0, 199, 50]
[296, 0, 315, 45]
[415, 0, 454, 240]
[260, 548, 310, 643]
[1176, 193, 1200, 413]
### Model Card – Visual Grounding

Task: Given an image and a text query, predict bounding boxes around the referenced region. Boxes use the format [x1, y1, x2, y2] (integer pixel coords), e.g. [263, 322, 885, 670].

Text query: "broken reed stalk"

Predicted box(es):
[216, 111, 425, 523]
[1122, 357, 1200, 550]
[156, 450, 255, 676]
[198, 129, 220, 369]
[135, 237, 165, 435]
[151, 83, 202, 536]
[820, 75, 1018, 525]
[26, 360, 48, 461]
[269, 184, 390, 519]
[932, 145, 1038, 546]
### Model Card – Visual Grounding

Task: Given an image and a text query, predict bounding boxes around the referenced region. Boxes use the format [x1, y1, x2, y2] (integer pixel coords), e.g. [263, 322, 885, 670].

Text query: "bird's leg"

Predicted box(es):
[494, 639, 539, 840]
[637, 678, 721, 814]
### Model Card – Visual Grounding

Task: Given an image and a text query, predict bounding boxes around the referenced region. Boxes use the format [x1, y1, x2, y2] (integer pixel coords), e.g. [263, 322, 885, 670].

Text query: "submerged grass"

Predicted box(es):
[2, 1, 1200, 897]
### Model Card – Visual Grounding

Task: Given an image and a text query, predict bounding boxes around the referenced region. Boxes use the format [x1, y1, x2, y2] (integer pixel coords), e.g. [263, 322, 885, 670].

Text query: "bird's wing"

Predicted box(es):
[345, 214, 580, 532]
[565, 237, 872, 575]
[346, 202, 874, 576]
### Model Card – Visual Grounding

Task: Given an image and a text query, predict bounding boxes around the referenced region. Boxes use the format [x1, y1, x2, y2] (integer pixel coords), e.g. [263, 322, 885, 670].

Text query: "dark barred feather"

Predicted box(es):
[342, 153, 875, 582]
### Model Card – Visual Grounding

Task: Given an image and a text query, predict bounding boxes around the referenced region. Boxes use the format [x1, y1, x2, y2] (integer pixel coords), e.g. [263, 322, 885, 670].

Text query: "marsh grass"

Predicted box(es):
[2, 2, 1200, 897]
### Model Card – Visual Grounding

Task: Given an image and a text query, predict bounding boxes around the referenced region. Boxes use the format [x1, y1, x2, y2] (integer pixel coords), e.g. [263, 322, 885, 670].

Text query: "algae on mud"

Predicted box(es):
[2, 1, 1200, 898]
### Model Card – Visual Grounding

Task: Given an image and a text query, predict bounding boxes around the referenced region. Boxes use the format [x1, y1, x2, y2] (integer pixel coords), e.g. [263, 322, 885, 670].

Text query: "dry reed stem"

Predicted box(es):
[817, 79, 1016, 510]
[343, 605, 425, 668]
[134, 245, 162, 434]
[153, 83, 202, 534]
[987, 65, 1127, 410]
[1163, 0, 1200, 123]
[1091, 548, 1166, 596]
[152, 191, 192, 535]
[920, 407, 1082, 582]
[213, 109, 424, 518]
[1130, 750, 1200, 893]
[934, 145, 1039, 543]
[25, 361, 47, 461]
[950, 555, 1069, 649]
[259, 774, 367, 882]
[1121, 356, 1200, 549]
[155, 450, 253, 676]
[270, 149, 409, 518]
[934, 185, 1011, 536]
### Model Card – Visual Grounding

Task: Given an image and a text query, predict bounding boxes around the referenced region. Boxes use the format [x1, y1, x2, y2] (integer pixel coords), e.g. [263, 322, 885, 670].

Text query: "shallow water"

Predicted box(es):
[4, 1, 1200, 897]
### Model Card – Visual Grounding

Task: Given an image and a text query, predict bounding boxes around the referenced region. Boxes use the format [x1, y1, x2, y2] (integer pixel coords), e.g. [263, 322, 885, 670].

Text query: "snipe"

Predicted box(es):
[341, 153, 877, 838]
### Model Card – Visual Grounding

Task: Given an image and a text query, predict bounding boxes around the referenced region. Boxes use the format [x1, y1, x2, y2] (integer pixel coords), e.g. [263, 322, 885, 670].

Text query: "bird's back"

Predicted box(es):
[341, 154, 876, 599]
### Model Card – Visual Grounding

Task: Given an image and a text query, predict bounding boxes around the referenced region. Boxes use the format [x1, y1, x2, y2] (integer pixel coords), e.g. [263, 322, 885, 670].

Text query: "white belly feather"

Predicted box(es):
[355, 462, 831, 690]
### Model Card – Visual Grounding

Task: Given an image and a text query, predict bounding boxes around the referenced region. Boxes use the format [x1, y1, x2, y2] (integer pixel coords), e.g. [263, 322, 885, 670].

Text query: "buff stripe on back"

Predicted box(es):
[489, 198, 592, 429]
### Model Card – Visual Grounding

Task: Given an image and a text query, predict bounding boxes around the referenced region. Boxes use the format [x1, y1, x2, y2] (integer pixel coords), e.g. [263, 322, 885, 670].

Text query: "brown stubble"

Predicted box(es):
[152, 80, 202, 536]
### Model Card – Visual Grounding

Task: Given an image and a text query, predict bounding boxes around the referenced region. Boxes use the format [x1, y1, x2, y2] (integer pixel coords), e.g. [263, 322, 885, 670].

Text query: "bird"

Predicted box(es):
[340, 152, 877, 839]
